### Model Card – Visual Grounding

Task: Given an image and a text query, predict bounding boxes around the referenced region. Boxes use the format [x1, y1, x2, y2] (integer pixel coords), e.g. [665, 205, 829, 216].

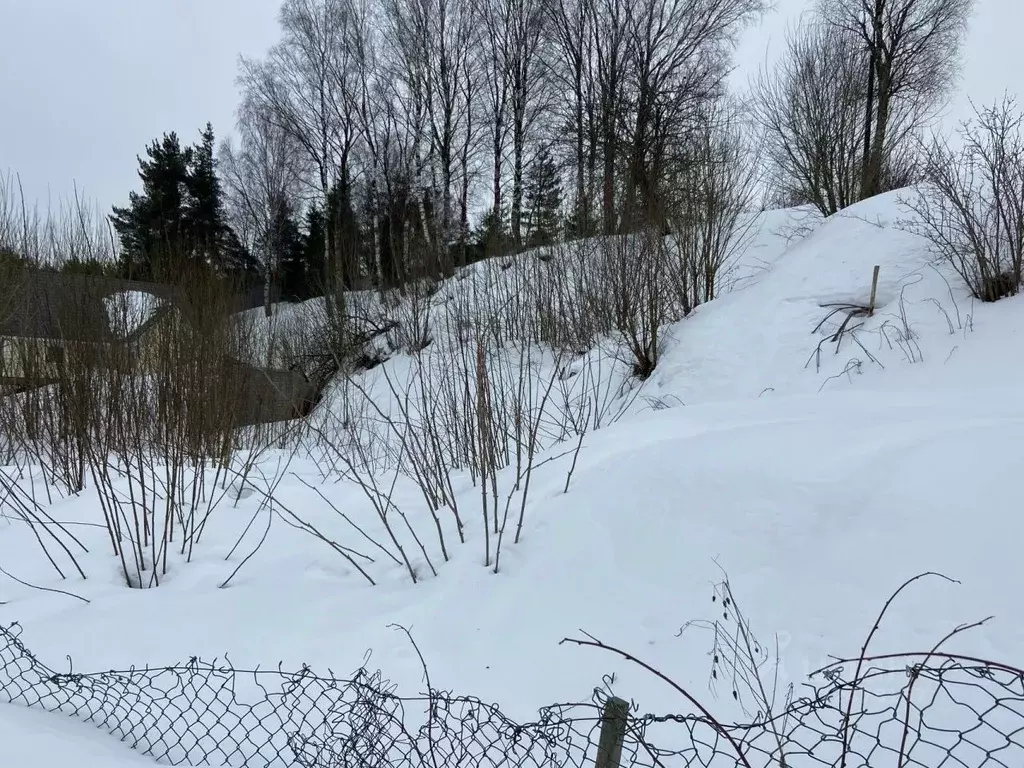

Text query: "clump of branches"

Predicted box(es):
[0, 177, 122, 497]
[665, 104, 761, 314]
[754, 0, 972, 215]
[272, 291, 397, 405]
[0, 467, 89, 583]
[286, 244, 649, 582]
[594, 232, 670, 380]
[534, 240, 610, 354]
[564, 570, 1005, 768]
[81, 270, 234, 587]
[901, 97, 1024, 302]
[752, 19, 871, 216]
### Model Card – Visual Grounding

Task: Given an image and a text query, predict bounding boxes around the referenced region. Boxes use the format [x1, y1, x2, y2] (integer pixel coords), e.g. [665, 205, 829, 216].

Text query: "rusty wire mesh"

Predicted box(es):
[1, 621, 1023, 767]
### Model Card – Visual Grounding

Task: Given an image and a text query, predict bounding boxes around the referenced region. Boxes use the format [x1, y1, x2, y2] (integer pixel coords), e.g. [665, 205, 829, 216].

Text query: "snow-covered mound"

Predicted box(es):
[652, 190, 987, 402]
[3, 188, 1024, 763]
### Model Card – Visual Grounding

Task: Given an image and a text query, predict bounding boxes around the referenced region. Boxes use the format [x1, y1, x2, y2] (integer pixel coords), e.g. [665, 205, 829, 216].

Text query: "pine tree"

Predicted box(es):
[524, 148, 563, 247]
[111, 132, 193, 279]
[112, 123, 252, 282]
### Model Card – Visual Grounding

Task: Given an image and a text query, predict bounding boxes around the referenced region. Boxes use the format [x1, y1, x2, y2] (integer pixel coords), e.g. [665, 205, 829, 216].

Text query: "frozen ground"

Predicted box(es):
[3, 189, 1023, 765]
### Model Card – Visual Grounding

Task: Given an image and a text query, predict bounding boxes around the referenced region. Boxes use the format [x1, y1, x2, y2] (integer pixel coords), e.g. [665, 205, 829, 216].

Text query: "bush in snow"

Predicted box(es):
[902, 97, 1024, 302]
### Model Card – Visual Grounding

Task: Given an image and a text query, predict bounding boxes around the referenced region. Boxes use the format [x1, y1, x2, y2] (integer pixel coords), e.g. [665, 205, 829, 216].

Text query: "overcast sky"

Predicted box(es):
[1, 0, 1022, 216]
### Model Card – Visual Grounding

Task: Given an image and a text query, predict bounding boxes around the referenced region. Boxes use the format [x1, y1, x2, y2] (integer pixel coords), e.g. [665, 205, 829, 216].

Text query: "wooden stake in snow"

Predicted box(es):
[595, 697, 629, 768]
[868, 265, 881, 316]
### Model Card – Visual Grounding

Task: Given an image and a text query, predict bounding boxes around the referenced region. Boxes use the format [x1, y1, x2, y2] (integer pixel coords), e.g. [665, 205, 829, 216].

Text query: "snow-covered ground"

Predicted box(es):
[0, 704, 157, 767]
[3, 189, 1024, 766]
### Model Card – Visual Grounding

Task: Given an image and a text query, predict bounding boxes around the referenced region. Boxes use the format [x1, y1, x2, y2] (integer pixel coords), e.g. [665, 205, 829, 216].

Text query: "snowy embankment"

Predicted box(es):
[3, 189, 1024, 765]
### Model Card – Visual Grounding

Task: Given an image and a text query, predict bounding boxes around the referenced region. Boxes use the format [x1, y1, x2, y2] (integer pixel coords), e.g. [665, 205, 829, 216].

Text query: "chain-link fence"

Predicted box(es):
[1, 621, 1023, 767]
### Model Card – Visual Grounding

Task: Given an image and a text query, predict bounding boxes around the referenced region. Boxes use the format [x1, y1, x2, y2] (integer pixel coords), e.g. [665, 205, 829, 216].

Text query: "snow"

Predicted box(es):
[0, 702, 156, 767]
[103, 290, 164, 338]
[3, 188, 1024, 765]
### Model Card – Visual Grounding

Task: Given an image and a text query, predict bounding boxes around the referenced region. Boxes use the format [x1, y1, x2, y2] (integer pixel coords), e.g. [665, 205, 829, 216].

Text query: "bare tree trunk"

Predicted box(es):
[511, 122, 524, 247]
[264, 242, 273, 318]
[575, 88, 587, 230]
[323, 174, 336, 315]
[492, 121, 504, 245]
[869, 68, 893, 195]
[860, 43, 876, 198]
[458, 88, 473, 267]
[602, 119, 616, 234]
[823, 0, 972, 201]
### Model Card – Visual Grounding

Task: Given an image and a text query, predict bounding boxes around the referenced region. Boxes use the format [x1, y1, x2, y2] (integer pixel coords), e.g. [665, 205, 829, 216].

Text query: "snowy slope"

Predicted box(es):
[652, 191, 982, 403]
[0, 702, 157, 767]
[2, 189, 1023, 763]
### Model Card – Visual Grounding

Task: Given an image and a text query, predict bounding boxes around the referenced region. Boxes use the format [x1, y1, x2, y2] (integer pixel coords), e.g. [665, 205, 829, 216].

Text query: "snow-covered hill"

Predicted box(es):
[4, 188, 1024, 766]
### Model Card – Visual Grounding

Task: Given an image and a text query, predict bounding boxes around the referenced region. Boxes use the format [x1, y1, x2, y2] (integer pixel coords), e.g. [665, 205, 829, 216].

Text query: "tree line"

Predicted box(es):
[101, 0, 973, 312]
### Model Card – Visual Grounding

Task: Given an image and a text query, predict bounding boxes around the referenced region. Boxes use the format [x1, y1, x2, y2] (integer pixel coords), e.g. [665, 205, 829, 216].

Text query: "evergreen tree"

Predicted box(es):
[474, 206, 508, 259]
[61, 257, 112, 277]
[274, 200, 309, 301]
[221, 226, 261, 281]
[111, 123, 252, 282]
[111, 132, 193, 279]
[185, 123, 228, 263]
[300, 205, 327, 298]
[325, 177, 362, 291]
[524, 148, 563, 247]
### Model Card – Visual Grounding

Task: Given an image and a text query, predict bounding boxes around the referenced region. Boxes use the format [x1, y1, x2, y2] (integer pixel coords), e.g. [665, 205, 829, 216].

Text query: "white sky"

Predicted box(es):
[1, 0, 1022, 216]
[0, 0, 280, 213]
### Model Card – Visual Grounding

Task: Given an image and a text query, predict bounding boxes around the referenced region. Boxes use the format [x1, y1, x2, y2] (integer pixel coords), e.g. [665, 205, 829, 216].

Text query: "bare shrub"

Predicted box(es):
[0, 465, 89, 583]
[665, 106, 760, 313]
[72, 264, 288, 588]
[589, 232, 670, 379]
[901, 97, 1024, 302]
[534, 240, 611, 354]
[752, 19, 867, 216]
[0, 179, 301, 589]
[384, 279, 436, 354]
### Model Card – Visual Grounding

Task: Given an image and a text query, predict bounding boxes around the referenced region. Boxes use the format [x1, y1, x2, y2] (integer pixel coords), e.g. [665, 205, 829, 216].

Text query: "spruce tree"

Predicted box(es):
[474, 206, 507, 259]
[524, 148, 563, 247]
[274, 200, 309, 301]
[301, 205, 327, 297]
[325, 178, 362, 290]
[185, 123, 227, 265]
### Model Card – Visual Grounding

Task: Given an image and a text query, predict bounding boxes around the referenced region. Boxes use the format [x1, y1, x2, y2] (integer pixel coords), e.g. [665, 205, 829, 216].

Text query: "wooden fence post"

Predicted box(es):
[595, 696, 630, 768]
[868, 265, 880, 316]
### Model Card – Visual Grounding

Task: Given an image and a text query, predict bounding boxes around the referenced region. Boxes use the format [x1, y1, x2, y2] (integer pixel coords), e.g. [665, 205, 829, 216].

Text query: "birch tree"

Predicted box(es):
[238, 0, 359, 309]
[623, 0, 765, 228]
[819, 0, 972, 199]
[547, 0, 596, 235]
[220, 97, 304, 317]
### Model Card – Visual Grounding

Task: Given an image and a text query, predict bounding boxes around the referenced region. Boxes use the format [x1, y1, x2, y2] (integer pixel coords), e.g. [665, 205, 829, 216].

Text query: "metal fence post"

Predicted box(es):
[595, 696, 630, 768]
